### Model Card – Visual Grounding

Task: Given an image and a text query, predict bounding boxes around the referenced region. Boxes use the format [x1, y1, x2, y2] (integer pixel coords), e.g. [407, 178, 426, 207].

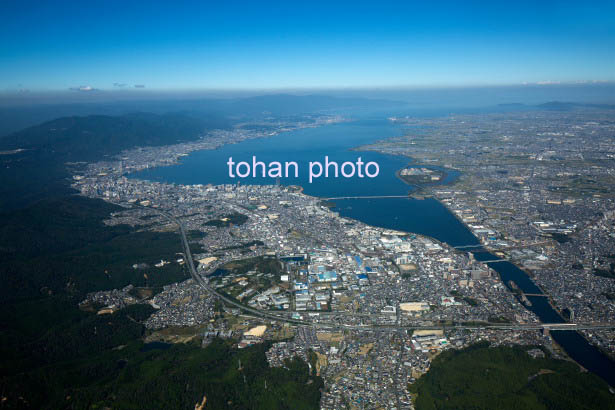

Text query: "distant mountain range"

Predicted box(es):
[0, 112, 228, 211]
[537, 101, 615, 110]
[0, 112, 227, 161]
[0, 93, 405, 210]
[1, 95, 614, 212]
[498, 101, 615, 111]
[220, 93, 405, 116]
[0, 94, 404, 136]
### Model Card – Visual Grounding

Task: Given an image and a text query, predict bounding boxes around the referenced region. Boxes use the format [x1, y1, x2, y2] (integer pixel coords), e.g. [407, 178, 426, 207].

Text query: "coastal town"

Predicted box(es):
[362, 109, 615, 358]
[71, 109, 615, 409]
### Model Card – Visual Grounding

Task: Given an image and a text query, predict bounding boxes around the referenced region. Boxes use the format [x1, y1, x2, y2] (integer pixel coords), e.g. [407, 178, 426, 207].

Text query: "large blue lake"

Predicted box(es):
[133, 116, 614, 386]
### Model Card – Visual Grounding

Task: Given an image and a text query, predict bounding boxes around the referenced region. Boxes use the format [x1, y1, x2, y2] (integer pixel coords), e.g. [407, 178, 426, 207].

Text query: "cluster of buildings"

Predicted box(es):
[80, 284, 139, 313]
[144, 279, 216, 329]
[366, 110, 615, 358]
[67, 109, 615, 408]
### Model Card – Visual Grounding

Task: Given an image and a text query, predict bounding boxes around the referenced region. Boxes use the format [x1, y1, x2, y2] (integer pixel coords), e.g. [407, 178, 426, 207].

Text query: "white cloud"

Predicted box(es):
[69, 85, 97, 92]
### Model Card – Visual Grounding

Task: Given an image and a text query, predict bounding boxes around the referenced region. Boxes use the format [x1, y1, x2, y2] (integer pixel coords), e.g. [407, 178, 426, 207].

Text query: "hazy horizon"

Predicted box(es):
[2, 83, 615, 107]
[2, 1, 614, 93]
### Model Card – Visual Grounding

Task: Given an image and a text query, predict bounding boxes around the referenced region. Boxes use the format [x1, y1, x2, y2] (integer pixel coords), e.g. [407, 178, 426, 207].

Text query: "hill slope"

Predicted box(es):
[0, 112, 227, 211]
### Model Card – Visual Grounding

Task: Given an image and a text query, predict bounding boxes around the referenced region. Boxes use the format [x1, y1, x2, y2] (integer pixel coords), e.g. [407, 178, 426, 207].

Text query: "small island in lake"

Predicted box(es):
[397, 166, 447, 186]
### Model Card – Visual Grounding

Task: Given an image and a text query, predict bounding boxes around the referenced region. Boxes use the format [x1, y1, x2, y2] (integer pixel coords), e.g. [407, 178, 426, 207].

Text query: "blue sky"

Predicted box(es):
[1, 0, 614, 91]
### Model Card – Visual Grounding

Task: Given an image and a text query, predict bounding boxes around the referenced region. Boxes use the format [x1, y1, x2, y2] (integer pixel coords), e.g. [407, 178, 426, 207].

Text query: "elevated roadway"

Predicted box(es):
[143, 205, 615, 333]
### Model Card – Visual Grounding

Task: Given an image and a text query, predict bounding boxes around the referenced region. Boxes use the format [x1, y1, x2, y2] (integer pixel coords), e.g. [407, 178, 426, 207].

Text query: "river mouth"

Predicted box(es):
[131, 116, 615, 387]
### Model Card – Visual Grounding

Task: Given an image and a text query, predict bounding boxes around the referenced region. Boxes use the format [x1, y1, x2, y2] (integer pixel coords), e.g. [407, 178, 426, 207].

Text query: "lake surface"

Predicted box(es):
[133, 116, 614, 387]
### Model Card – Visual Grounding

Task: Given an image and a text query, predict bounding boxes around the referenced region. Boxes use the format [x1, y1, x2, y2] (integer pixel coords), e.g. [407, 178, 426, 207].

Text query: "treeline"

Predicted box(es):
[2, 336, 323, 409]
[0, 177, 320, 410]
[216, 256, 284, 277]
[0, 112, 229, 211]
[0, 111, 324, 409]
[0, 195, 322, 408]
[410, 342, 615, 410]
[0, 196, 192, 303]
[205, 212, 249, 227]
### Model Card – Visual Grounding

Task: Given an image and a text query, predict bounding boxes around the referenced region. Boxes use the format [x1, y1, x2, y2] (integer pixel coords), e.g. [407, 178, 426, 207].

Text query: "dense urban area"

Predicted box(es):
[70, 109, 615, 409]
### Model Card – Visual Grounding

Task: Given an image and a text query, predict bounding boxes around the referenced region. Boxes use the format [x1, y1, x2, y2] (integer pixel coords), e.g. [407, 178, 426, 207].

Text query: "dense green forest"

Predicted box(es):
[1, 303, 323, 409]
[0, 112, 323, 409]
[410, 342, 615, 410]
[4, 109, 612, 409]
[0, 113, 228, 159]
[212, 256, 284, 277]
[0, 195, 321, 409]
[0, 196, 197, 303]
[204, 212, 249, 227]
[0, 112, 229, 211]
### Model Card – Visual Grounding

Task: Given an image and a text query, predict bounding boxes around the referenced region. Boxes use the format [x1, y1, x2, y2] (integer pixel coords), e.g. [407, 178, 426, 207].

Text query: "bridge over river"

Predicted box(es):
[324, 195, 410, 200]
[143, 204, 615, 334]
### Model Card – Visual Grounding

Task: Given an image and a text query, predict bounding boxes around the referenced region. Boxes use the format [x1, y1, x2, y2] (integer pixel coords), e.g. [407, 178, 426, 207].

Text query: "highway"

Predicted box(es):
[155, 209, 312, 326]
[146, 205, 615, 334]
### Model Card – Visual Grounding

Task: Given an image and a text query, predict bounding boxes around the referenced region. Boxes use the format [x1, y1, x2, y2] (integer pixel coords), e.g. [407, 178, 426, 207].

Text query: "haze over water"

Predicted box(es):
[133, 113, 615, 386]
[134, 117, 476, 242]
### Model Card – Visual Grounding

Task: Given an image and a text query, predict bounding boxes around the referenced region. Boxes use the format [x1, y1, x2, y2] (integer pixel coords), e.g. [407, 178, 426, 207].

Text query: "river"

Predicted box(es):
[133, 115, 615, 387]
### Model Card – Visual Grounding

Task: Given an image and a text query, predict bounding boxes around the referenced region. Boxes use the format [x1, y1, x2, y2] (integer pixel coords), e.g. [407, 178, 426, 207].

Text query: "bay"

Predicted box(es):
[133, 115, 615, 387]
